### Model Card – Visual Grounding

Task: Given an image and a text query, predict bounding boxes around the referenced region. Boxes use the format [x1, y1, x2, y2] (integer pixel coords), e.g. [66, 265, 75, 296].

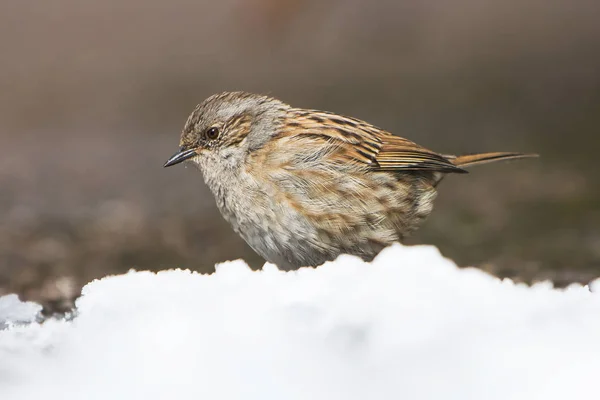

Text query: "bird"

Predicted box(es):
[164, 91, 536, 270]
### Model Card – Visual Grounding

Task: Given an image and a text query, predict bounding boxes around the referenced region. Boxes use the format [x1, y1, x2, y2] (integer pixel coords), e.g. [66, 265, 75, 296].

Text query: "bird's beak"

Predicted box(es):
[163, 147, 198, 167]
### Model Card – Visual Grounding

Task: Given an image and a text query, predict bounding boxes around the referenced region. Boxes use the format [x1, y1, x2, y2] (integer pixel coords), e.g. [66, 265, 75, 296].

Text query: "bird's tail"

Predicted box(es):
[449, 152, 538, 168]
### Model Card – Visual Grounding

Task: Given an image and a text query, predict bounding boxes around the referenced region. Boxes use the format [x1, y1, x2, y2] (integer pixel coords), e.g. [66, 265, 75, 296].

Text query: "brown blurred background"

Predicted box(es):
[1, 0, 599, 312]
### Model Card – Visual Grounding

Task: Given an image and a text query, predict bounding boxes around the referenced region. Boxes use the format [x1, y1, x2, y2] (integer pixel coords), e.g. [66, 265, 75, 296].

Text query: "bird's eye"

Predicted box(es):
[206, 127, 220, 140]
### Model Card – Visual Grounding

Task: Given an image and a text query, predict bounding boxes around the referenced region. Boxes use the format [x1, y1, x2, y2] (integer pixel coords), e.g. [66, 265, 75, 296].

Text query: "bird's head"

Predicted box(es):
[163, 91, 288, 170]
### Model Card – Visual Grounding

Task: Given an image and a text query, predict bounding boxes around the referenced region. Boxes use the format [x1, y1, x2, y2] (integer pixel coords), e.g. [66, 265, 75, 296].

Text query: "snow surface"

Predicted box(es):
[1, 244, 600, 400]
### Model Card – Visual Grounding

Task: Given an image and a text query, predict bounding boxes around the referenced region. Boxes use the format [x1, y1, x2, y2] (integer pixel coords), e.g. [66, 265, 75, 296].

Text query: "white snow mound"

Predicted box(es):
[1, 244, 600, 400]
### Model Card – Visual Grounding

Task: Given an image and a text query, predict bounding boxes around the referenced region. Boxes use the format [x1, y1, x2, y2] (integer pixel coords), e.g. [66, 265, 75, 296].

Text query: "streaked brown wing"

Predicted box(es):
[284, 110, 466, 173]
[375, 135, 466, 173]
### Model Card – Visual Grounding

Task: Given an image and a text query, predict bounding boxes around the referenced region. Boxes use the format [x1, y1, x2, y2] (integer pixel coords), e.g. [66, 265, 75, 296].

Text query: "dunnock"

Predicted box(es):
[164, 92, 536, 270]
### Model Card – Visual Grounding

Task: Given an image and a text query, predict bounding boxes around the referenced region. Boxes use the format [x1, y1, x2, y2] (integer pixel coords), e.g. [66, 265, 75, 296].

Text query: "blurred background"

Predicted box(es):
[1, 0, 599, 312]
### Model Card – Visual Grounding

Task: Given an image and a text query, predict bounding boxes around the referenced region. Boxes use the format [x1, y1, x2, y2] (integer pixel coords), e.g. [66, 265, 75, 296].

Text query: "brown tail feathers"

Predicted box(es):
[449, 152, 539, 169]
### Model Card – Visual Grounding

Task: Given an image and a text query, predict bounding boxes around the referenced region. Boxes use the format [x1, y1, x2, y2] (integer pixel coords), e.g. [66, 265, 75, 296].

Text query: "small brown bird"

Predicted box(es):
[164, 92, 536, 270]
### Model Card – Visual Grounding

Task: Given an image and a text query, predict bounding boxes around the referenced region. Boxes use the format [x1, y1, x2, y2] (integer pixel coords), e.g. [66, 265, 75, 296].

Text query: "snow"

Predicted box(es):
[1, 243, 600, 400]
[0, 294, 42, 329]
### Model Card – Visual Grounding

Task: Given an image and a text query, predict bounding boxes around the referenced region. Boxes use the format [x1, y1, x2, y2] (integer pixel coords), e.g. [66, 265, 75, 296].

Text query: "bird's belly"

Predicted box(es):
[222, 202, 327, 270]
[213, 171, 438, 270]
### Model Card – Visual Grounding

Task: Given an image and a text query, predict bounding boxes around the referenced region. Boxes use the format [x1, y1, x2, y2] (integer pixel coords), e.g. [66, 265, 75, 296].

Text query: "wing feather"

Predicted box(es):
[283, 110, 465, 173]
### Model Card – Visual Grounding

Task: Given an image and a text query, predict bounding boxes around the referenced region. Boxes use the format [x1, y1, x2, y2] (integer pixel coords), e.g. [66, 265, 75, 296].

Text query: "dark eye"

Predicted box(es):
[206, 127, 220, 140]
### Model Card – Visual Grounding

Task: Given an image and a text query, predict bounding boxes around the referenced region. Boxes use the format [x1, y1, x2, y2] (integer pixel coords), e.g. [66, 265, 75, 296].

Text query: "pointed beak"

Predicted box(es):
[163, 147, 198, 168]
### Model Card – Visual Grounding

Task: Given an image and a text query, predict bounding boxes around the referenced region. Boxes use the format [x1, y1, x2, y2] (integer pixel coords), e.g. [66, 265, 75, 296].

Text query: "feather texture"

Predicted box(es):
[449, 152, 539, 168]
[283, 110, 466, 173]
